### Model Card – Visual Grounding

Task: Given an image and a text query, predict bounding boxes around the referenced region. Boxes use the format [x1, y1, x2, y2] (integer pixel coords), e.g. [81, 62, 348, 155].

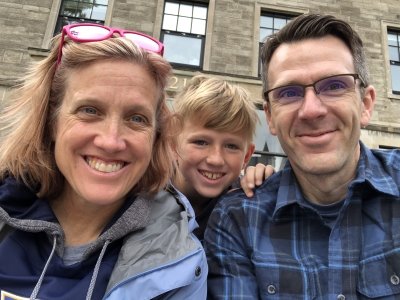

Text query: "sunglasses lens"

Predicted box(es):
[69, 25, 110, 41]
[124, 33, 162, 53]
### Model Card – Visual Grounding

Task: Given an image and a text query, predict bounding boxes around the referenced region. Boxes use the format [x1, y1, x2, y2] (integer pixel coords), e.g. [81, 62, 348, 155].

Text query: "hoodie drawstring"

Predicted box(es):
[86, 239, 111, 300]
[30, 235, 57, 300]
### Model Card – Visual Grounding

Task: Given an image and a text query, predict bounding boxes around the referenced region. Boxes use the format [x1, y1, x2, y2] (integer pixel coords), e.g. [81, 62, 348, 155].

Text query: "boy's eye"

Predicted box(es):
[193, 140, 208, 146]
[226, 144, 239, 150]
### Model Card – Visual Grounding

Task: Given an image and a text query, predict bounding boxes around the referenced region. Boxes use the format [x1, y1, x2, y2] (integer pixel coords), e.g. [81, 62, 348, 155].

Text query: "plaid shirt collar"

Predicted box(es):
[272, 141, 399, 221]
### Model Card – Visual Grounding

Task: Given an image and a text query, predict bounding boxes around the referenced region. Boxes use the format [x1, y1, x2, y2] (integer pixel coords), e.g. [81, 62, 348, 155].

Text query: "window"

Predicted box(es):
[161, 1, 208, 68]
[54, 0, 109, 34]
[258, 12, 293, 76]
[388, 30, 400, 95]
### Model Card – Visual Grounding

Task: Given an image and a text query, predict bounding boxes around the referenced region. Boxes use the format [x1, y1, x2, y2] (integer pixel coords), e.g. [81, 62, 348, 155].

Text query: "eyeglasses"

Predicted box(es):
[264, 74, 366, 105]
[57, 23, 164, 65]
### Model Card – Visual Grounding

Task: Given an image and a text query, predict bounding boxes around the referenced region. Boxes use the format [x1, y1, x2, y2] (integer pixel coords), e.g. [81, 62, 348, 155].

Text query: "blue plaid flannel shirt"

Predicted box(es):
[204, 142, 400, 299]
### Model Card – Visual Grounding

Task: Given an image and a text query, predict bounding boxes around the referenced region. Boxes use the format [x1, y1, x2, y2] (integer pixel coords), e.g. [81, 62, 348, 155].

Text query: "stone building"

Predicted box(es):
[1, 0, 400, 169]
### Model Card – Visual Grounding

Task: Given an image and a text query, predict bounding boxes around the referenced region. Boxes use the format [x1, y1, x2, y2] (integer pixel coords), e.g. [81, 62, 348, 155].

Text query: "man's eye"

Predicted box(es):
[326, 82, 346, 90]
[278, 87, 302, 98]
[273, 86, 303, 104]
[319, 80, 349, 92]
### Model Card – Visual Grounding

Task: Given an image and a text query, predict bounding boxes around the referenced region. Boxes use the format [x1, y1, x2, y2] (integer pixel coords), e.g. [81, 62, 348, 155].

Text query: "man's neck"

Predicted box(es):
[296, 172, 356, 205]
[292, 154, 360, 206]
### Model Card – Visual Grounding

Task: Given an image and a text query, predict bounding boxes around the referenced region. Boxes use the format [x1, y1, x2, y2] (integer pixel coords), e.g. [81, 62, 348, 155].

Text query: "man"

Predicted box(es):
[205, 13, 400, 299]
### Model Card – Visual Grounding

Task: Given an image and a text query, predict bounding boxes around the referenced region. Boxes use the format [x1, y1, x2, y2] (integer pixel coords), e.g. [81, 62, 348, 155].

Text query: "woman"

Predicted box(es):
[0, 24, 206, 299]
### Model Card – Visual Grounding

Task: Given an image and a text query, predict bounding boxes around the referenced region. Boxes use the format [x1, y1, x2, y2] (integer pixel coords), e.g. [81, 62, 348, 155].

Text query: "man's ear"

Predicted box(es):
[360, 85, 376, 128]
[264, 102, 277, 136]
[242, 143, 255, 169]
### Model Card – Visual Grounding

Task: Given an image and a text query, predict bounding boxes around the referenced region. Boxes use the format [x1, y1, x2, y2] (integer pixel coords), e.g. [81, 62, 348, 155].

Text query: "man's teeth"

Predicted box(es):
[87, 158, 124, 173]
[201, 171, 223, 180]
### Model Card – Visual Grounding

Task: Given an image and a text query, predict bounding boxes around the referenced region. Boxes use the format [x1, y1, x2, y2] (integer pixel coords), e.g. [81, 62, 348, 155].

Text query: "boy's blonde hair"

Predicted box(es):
[173, 75, 259, 141]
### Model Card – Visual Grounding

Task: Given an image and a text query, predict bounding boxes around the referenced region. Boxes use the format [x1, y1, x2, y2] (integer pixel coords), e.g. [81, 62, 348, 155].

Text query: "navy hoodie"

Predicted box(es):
[0, 177, 144, 300]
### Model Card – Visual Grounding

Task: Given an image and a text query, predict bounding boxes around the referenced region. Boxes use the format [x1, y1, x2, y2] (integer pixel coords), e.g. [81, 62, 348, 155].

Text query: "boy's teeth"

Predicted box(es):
[87, 157, 123, 173]
[201, 171, 223, 180]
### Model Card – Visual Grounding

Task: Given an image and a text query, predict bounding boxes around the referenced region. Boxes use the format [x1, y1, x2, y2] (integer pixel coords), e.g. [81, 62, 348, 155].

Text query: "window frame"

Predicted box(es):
[387, 29, 400, 95]
[54, 0, 110, 35]
[252, 4, 308, 78]
[40, 0, 114, 49]
[382, 20, 400, 100]
[160, 0, 209, 69]
[258, 11, 294, 77]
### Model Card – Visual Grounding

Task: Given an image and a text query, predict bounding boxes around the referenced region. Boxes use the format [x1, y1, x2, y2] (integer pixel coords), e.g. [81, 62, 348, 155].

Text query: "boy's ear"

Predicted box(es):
[242, 143, 255, 169]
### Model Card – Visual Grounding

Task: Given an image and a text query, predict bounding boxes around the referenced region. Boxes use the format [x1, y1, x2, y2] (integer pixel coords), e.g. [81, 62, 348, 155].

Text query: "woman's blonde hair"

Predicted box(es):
[173, 74, 259, 141]
[0, 33, 174, 197]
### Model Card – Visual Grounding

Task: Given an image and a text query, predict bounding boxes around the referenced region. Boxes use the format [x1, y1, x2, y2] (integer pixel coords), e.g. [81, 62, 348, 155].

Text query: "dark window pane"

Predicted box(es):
[77, 2, 92, 18]
[61, 1, 79, 17]
[391, 64, 400, 93]
[56, 0, 108, 36]
[163, 34, 202, 66]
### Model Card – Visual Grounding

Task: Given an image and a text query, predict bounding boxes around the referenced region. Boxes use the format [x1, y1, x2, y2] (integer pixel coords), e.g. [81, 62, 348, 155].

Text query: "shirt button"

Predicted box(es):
[337, 294, 345, 300]
[391, 274, 400, 285]
[195, 266, 201, 277]
[267, 284, 276, 295]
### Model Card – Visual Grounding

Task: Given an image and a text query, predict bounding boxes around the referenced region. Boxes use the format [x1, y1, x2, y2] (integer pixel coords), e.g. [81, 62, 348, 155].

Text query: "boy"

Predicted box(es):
[171, 75, 272, 241]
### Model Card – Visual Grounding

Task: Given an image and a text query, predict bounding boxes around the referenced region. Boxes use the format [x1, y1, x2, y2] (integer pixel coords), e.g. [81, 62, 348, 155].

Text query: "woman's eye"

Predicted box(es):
[81, 107, 98, 115]
[130, 115, 146, 124]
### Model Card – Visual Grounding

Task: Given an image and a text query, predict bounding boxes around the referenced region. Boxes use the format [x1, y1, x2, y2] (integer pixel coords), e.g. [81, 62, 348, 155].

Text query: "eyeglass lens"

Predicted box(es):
[123, 33, 161, 52]
[69, 25, 110, 40]
[68, 25, 161, 53]
[269, 74, 356, 105]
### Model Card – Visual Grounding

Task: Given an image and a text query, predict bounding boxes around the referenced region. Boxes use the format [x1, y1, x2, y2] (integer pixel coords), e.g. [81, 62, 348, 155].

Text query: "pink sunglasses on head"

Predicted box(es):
[57, 23, 164, 65]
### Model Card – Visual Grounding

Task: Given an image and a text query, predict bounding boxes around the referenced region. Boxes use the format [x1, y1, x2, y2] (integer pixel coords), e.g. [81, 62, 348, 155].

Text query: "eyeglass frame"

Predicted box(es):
[263, 73, 366, 104]
[57, 23, 164, 65]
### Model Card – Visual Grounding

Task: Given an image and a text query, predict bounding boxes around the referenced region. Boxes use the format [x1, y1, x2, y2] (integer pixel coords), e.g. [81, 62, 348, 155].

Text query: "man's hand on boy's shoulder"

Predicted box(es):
[240, 163, 275, 197]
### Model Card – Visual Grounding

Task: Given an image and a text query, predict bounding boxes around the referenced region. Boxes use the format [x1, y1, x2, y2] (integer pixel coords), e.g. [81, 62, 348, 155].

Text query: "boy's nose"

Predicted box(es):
[206, 147, 224, 166]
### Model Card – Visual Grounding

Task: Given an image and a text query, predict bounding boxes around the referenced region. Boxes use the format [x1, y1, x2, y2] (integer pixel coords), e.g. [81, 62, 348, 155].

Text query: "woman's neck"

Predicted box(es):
[50, 193, 122, 246]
